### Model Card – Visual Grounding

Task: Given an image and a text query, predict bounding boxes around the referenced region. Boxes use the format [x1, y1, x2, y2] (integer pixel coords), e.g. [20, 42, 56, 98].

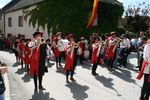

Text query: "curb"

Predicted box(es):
[4, 72, 10, 100]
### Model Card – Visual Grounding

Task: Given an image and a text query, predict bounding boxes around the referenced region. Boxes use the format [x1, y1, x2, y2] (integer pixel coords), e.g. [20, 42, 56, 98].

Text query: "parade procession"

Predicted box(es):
[0, 0, 150, 100]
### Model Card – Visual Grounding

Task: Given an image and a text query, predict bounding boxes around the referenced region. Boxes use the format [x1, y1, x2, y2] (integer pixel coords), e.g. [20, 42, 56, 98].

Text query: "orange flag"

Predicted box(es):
[86, 0, 98, 29]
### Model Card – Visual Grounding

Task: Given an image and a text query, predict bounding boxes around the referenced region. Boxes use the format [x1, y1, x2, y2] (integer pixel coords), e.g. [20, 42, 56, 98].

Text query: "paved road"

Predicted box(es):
[0, 51, 143, 100]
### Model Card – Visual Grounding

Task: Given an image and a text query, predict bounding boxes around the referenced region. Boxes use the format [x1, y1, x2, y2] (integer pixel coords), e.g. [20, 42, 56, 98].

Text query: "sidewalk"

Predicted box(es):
[4, 73, 10, 100]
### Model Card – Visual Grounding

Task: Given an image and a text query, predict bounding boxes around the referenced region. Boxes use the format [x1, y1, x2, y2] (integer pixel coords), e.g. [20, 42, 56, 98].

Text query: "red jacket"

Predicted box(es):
[18, 43, 25, 61]
[78, 42, 85, 55]
[29, 43, 40, 76]
[64, 43, 74, 71]
[52, 38, 61, 57]
[137, 60, 150, 83]
[90, 43, 102, 64]
[105, 37, 115, 60]
[24, 45, 31, 64]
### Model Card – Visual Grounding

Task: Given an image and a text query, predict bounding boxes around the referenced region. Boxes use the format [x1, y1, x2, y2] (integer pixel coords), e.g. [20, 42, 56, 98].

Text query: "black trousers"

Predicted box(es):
[79, 54, 84, 63]
[92, 62, 98, 74]
[122, 55, 128, 67]
[89, 49, 92, 60]
[14, 51, 19, 62]
[66, 70, 73, 80]
[55, 56, 61, 66]
[121, 48, 129, 67]
[21, 59, 24, 68]
[108, 57, 115, 69]
[60, 51, 66, 60]
[66, 60, 77, 79]
[33, 72, 43, 88]
[141, 74, 150, 100]
[139, 57, 143, 71]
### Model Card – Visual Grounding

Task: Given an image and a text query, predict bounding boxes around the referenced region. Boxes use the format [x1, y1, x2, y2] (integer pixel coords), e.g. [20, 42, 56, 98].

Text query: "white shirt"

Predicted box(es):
[143, 42, 150, 74]
[122, 38, 131, 49]
[57, 39, 69, 52]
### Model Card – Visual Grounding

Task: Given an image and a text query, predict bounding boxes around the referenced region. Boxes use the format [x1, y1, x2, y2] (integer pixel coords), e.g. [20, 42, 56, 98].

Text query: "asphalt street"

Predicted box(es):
[0, 51, 144, 100]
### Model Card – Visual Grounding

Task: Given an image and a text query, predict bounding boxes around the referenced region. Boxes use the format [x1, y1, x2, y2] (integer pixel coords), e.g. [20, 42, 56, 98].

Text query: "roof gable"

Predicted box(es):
[3, 0, 44, 13]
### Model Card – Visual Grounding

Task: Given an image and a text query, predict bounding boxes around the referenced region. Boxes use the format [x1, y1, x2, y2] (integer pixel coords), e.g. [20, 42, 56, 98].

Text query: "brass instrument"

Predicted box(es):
[67, 42, 78, 50]
[95, 41, 105, 47]
[72, 42, 79, 48]
[112, 37, 123, 53]
[115, 37, 123, 42]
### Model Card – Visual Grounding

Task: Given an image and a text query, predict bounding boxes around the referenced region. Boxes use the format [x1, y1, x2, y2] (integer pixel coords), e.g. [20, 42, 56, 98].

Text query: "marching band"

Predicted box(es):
[6, 30, 149, 99]
[13, 31, 132, 77]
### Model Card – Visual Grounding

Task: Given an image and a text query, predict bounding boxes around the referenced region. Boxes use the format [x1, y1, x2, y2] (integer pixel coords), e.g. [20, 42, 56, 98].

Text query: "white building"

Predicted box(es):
[2, 0, 49, 38]
[0, 11, 2, 33]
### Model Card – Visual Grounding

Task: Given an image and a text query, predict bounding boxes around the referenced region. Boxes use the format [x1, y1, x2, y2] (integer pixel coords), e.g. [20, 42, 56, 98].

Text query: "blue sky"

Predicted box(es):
[0, 0, 150, 9]
[118, 0, 150, 10]
[0, 0, 11, 8]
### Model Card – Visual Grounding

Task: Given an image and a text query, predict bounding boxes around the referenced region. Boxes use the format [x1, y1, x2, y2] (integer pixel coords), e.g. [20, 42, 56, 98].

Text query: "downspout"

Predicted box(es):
[4, 13, 5, 34]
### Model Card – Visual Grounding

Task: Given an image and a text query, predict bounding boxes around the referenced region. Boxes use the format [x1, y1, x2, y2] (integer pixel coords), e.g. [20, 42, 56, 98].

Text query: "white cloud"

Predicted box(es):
[0, 4, 3, 9]
[117, 0, 123, 2]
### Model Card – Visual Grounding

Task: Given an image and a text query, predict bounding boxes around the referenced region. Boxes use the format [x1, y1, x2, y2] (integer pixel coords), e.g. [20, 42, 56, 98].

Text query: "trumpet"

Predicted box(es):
[72, 42, 79, 48]
[101, 41, 106, 45]
[115, 37, 123, 42]
[95, 41, 105, 47]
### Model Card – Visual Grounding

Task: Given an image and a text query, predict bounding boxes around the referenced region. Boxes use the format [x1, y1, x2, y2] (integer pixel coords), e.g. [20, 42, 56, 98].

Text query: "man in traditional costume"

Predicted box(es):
[64, 34, 78, 83]
[28, 32, 46, 92]
[137, 40, 150, 100]
[52, 33, 62, 68]
[91, 37, 102, 76]
[105, 32, 117, 71]
[17, 38, 26, 68]
[78, 37, 86, 64]
[24, 39, 31, 72]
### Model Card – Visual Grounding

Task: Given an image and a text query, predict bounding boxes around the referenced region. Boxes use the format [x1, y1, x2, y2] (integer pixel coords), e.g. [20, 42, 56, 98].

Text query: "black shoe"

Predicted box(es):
[109, 68, 113, 72]
[56, 65, 59, 68]
[139, 97, 146, 100]
[59, 64, 62, 67]
[39, 86, 46, 90]
[80, 62, 84, 65]
[70, 77, 76, 81]
[92, 72, 98, 76]
[135, 66, 139, 68]
[66, 79, 69, 83]
[34, 88, 38, 92]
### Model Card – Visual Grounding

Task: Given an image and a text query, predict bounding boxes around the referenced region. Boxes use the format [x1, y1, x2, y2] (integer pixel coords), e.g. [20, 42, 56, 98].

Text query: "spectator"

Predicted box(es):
[0, 63, 7, 100]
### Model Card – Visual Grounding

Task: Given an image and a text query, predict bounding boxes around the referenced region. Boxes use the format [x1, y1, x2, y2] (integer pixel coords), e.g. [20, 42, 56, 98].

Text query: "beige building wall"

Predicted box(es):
[4, 6, 49, 39]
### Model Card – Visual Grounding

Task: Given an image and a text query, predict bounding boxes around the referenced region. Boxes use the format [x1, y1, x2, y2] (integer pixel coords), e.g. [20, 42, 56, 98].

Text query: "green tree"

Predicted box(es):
[24, 0, 123, 36]
[122, 2, 150, 33]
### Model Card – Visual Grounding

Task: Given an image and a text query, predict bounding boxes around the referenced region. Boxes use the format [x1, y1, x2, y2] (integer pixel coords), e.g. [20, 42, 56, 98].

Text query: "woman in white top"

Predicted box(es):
[137, 40, 150, 100]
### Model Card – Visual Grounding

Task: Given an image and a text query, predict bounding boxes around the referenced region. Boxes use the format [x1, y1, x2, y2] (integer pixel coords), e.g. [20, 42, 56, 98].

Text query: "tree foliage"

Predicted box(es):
[122, 2, 150, 33]
[24, 0, 123, 35]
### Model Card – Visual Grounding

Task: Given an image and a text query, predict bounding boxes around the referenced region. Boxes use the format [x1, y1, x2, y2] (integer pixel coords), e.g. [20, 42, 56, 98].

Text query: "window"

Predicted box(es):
[18, 16, 23, 27]
[8, 17, 12, 27]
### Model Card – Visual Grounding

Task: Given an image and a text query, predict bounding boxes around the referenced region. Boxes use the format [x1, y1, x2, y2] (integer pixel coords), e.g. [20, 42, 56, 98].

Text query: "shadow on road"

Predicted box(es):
[22, 73, 32, 82]
[15, 68, 26, 75]
[79, 61, 92, 69]
[127, 63, 139, 73]
[129, 52, 137, 59]
[12, 62, 20, 67]
[65, 82, 89, 100]
[30, 91, 55, 100]
[95, 75, 121, 96]
[47, 62, 55, 68]
[55, 67, 66, 76]
[113, 68, 136, 83]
